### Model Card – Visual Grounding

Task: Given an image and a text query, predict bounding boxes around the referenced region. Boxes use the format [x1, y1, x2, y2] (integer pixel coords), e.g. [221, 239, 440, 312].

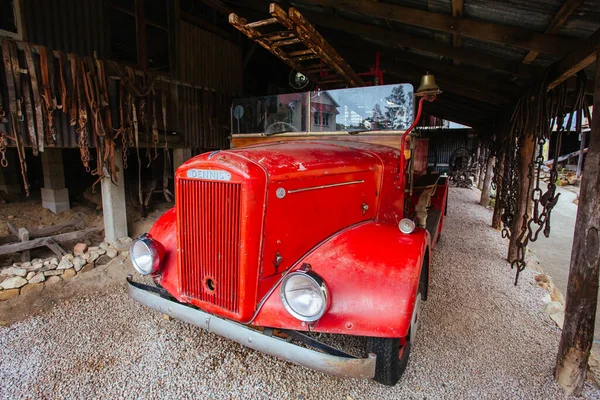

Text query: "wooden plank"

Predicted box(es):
[451, 0, 463, 49]
[44, 238, 67, 257]
[232, 132, 404, 150]
[0, 227, 103, 256]
[547, 29, 600, 90]
[554, 55, 600, 396]
[304, 11, 541, 78]
[303, 0, 579, 56]
[523, 0, 584, 64]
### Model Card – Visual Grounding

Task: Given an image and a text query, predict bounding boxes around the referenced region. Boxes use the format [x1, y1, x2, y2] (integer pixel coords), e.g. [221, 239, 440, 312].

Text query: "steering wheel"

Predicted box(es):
[265, 121, 299, 135]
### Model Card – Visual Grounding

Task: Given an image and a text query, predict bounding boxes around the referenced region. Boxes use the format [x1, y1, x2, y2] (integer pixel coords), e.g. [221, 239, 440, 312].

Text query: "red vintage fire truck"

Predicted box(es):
[127, 83, 448, 385]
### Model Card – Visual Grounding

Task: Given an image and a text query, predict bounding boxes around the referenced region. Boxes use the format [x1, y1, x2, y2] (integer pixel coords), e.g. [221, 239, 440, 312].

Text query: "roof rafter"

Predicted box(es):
[523, 0, 584, 64]
[451, 0, 463, 66]
[547, 28, 600, 90]
[302, 11, 541, 79]
[298, 0, 580, 56]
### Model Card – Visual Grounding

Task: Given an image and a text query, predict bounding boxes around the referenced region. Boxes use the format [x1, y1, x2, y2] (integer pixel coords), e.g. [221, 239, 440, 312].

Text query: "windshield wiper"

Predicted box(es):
[347, 129, 372, 135]
[264, 129, 297, 136]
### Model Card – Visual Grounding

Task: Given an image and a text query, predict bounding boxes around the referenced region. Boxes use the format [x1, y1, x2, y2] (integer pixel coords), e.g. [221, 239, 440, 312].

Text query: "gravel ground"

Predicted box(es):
[1, 187, 599, 399]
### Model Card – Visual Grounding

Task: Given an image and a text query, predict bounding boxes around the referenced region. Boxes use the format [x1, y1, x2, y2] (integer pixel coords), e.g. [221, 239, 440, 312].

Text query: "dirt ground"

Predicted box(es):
[0, 190, 172, 266]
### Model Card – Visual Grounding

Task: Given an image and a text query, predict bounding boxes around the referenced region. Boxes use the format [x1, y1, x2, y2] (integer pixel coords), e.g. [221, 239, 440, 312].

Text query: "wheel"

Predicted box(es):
[366, 286, 423, 386]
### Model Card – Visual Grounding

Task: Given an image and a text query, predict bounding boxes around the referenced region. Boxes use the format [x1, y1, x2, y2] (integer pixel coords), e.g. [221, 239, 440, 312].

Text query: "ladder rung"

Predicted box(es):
[288, 49, 314, 57]
[261, 31, 295, 41]
[271, 37, 301, 47]
[292, 54, 320, 62]
[245, 17, 279, 29]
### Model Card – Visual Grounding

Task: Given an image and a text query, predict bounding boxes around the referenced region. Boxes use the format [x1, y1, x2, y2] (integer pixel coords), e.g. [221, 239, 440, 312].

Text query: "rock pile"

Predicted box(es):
[0, 237, 131, 301]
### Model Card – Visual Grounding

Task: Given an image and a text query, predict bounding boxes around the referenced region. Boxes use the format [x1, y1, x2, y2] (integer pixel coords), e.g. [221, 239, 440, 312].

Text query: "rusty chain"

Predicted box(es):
[498, 71, 587, 284]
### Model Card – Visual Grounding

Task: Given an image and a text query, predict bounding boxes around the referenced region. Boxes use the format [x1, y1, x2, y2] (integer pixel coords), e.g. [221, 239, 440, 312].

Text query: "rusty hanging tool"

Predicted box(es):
[38, 45, 57, 143]
[70, 54, 91, 171]
[1, 40, 30, 195]
[57, 51, 68, 113]
[161, 90, 173, 202]
[23, 43, 45, 153]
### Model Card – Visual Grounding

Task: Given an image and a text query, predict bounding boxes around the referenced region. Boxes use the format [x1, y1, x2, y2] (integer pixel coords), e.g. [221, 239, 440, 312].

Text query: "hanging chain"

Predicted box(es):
[497, 71, 586, 284]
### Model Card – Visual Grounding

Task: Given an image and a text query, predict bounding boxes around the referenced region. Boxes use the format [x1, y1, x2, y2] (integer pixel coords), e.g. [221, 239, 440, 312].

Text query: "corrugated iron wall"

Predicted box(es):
[178, 21, 242, 94]
[422, 129, 476, 173]
[22, 0, 108, 58]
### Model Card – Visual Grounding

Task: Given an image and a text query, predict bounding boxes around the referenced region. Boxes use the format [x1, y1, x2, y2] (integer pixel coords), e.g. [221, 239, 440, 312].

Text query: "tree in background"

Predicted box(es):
[385, 85, 412, 129]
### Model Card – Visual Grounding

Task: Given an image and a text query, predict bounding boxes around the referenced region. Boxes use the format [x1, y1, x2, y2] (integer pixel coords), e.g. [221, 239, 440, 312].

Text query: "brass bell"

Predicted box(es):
[416, 72, 442, 97]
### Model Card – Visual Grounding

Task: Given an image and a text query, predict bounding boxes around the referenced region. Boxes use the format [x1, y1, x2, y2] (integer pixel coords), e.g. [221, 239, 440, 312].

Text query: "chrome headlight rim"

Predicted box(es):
[280, 271, 329, 322]
[130, 234, 160, 275]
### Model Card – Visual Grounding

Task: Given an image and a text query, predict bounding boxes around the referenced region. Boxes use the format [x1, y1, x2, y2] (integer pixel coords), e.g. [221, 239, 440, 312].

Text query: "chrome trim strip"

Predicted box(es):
[127, 279, 376, 379]
[287, 180, 364, 194]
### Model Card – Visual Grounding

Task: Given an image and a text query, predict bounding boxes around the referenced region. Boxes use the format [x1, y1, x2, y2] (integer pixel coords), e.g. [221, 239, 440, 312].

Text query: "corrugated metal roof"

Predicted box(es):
[281, 0, 598, 125]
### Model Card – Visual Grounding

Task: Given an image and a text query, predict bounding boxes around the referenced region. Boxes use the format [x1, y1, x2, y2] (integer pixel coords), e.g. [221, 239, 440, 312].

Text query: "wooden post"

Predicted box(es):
[576, 129, 586, 179]
[474, 145, 481, 185]
[478, 147, 487, 190]
[555, 56, 600, 396]
[508, 134, 535, 262]
[492, 150, 506, 230]
[480, 154, 495, 207]
[18, 228, 30, 263]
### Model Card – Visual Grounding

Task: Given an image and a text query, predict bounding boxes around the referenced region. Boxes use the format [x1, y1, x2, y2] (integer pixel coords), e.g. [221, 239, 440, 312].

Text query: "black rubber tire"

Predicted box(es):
[366, 336, 411, 386]
[367, 271, 427, 386]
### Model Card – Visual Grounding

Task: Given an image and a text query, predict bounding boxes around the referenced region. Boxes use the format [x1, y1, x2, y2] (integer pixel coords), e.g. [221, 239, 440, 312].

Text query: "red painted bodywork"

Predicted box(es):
[147, 139, 447, 339]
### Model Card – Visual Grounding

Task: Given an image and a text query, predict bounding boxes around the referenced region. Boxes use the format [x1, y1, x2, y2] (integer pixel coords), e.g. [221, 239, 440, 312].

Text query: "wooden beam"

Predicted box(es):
[194, 0, 235, 16]
[523, 0, 584, 64]
[554, 55, 600, 396]
[451, 0, 463, 64]
[303, 11, 541, 78]
[0, 227, 103, 256]
[301, 0, 579, 56]
[181, 11, 235, 41]
[381, 62, 511, 105]
[548, 29, 600, 90]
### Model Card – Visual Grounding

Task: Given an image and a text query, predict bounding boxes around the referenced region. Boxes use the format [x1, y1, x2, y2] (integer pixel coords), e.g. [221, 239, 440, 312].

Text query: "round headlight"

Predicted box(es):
[130, 234, 160, 275]
[280, 271, 328, 322]
[399, 218, 416, 234]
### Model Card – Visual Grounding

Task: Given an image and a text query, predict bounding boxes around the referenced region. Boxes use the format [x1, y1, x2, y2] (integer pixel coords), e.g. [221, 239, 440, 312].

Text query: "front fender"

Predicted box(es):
[251, 222, 430, 338]
[147, 207, 180, 296]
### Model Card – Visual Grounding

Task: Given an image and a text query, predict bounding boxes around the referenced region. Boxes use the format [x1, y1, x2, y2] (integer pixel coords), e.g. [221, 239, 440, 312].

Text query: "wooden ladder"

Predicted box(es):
[229, 3, 364, 88]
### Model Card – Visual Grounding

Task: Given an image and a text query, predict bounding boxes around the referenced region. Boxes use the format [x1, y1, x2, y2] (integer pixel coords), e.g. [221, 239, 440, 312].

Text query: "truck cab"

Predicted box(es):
[127, 83, 448, 386]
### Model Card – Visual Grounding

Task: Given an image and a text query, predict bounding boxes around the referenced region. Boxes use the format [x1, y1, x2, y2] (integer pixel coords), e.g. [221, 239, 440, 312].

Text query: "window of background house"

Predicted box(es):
[322, 113, 330, 126]
[0, 0, 22, 39]
[314, 111, 321, 125]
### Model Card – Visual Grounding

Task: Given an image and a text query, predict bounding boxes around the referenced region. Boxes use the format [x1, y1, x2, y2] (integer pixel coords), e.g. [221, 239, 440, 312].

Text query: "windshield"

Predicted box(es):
[231, 84, 414, 135]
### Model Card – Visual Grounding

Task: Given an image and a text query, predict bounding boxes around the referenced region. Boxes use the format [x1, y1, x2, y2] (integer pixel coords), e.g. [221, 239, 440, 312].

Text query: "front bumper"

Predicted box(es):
[127, 278, 377, 379]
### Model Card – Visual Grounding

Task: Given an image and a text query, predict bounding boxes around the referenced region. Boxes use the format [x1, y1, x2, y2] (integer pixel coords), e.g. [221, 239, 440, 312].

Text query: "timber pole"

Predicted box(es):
[555, 56, 600, 396]
[492, 150, 505, 230]
[508, 134, 535, 263]
[480, 154, 495, 207]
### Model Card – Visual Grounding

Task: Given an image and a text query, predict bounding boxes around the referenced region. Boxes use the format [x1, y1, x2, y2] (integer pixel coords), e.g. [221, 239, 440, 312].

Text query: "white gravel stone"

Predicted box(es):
[88, 252, 100, 262]
[25, 261, 44, 272]
[72, 257, 86, 272]
[0, 188, 598, 399]
[106, 247, 118, 259]
[96, 248, 106, 256]
[25, 272, 35, 281]
[57, 259, 74, 270]
[28, 273, 45, 284]
[99, 242, 110, 250]
[1, 276, 27, 289]
[43, 270, 63, 277]
[0, 267, 27, 278]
